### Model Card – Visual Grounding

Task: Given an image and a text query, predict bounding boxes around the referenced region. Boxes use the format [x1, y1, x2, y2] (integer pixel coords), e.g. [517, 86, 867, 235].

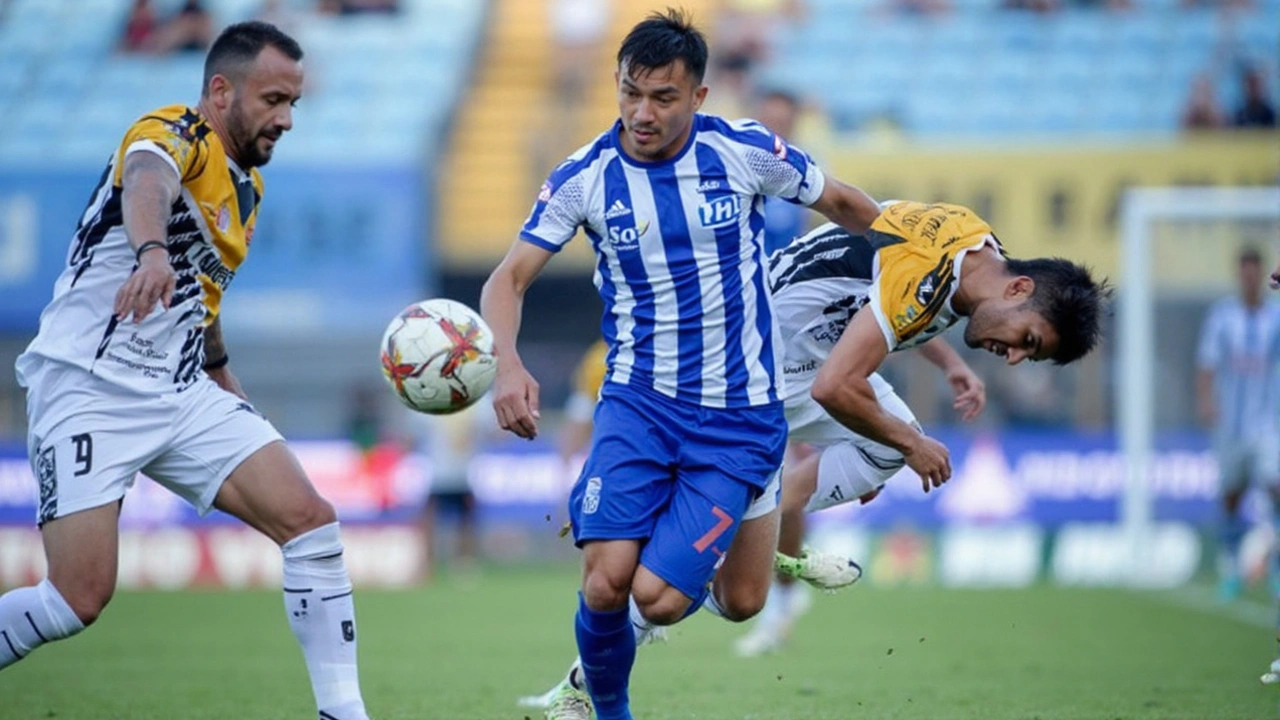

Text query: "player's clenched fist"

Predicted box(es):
[114, 245, 176, 323]
[492, 363, 541, 440]
[904, 434, 951, 493]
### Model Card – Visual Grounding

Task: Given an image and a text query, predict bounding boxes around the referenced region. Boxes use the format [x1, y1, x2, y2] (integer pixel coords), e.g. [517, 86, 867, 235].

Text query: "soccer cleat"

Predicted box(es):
[544, 683, 594, 720]
[733, 619, 787, 657]
[519, 627, 667, 708]
[1261, 659, 1280, 685]
[775, 546, 863, 591]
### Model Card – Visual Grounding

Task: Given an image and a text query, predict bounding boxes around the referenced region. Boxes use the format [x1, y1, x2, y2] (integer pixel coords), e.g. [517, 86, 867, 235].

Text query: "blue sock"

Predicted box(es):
[575, 593, 636, 720]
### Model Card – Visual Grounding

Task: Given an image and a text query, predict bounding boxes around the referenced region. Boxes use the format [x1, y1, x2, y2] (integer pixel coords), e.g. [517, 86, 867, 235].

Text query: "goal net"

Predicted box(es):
[1119, 186, 1280, 586]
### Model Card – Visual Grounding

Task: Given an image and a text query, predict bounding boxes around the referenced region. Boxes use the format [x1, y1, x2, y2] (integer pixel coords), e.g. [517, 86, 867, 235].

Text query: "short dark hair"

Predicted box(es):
[1006, 257, 1112, 366]
[617, 8, 708, 85]
[1239, 246, 1263, 266]
[202, 21, 303, 96]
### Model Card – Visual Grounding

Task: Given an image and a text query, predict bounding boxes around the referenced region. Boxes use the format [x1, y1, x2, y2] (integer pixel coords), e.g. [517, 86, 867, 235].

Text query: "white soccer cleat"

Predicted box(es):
[733, 621, 787, 658]
[544, 683, 593, 720]
[1260, 659, 1280, 685]
[775, 546, 863, 592]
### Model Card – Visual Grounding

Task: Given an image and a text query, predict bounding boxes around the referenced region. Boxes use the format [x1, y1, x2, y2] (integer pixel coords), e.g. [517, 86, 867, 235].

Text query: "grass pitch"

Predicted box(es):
[0, 566, 1273, 719]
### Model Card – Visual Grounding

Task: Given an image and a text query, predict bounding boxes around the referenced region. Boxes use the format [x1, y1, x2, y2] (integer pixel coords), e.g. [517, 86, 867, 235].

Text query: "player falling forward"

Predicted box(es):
[0, 23, 374, 720]
[521, 200, 1110, 714]
[482, 10, 904, 720]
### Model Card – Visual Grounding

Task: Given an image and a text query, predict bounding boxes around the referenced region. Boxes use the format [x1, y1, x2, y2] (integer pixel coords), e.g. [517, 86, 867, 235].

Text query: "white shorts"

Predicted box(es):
[23, 358, 283, 525]
[786, 373, 918, 513]
[1216, 435, 1280, 495]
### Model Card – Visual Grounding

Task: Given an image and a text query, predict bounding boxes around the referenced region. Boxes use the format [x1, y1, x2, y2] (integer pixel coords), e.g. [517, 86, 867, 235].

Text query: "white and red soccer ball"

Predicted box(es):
[379, 298, 497, 415]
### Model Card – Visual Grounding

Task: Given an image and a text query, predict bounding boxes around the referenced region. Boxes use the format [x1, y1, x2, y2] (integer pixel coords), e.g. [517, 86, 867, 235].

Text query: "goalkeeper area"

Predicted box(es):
[0, 567, 1269, 720]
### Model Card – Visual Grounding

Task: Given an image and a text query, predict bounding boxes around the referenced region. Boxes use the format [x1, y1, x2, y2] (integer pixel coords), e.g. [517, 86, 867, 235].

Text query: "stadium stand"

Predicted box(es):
[0, 0, 486, 165]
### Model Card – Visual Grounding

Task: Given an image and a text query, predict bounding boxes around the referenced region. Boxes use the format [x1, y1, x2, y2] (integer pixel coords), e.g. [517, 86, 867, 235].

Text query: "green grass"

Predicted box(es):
[0, 566, 1275, 719]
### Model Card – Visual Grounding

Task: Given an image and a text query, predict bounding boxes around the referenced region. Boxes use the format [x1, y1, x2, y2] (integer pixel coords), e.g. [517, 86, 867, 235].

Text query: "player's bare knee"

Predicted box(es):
[278, 497, 338, 545]
[633, 585, 691, 626]
[718, 585, 767, 622]
[49, 576, 114, 626]
[581, 569, 630, 611]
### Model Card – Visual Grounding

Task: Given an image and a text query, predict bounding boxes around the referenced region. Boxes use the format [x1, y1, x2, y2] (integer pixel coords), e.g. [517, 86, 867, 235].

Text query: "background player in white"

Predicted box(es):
[1196, 246, 1280, 604]
[482, 11, 903, 720]
[520, 201, 1110, 710]
[0, 23, 374, 720]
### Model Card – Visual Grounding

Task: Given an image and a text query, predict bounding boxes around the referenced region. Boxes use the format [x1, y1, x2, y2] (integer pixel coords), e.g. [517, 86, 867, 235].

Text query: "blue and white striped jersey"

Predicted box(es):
[1196, 298, 1280, 441]
[521, 114, 826, 408]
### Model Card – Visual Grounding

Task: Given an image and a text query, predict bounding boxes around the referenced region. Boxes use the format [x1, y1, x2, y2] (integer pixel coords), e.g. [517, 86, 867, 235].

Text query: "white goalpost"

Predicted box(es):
[1119, 186, 1280, 586]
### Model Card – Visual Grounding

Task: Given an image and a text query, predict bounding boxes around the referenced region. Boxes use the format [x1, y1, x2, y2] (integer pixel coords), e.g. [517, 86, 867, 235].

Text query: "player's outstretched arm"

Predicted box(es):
[807, 173, 883, 237]
[115, 151, 179, 323]
[481, 239, 556, 440]
[812, 308, 952, 491]
[917, 337, 986, 422]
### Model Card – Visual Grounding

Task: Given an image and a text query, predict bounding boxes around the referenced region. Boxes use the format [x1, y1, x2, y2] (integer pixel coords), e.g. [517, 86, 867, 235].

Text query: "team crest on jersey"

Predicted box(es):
[216, 204, 231, 232]
[772, 135, 788, 160]
[537, 182, 552, 203]
[582, 477, 602, 514]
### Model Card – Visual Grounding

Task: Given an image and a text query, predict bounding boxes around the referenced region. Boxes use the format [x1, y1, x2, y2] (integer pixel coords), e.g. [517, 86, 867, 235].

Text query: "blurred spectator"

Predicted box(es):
[255, 0, 299, 30]
[1001, 0, 1060, 12]
[118, 0, 158, 53]
[420, 403, 495, 579]
[548, 0, 610, 107]
[715, 0, 805, 69]
[1233, 66, 1277, 128]
[895, 0, 952, 15]
[755, 89, 813, 254]
[346, 383, 384, 456]
[1181, 75, 1225, 130]
[150, 0, 214, 54]
[317, 0, 399, 15]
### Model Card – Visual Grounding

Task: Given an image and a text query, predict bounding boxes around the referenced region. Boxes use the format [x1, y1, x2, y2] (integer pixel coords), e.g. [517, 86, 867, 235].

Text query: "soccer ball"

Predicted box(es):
[379, 298, 497, 414]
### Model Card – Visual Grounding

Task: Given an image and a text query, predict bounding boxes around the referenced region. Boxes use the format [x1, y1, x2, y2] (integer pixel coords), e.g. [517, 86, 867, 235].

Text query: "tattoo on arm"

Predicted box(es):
[121, 152, 181, 253]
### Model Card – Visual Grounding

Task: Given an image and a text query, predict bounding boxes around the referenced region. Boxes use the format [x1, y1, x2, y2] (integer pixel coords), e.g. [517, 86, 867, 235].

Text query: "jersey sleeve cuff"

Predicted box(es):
[518, 231, 564, 253]
[124, 139, 182, 179]
[797, 168, 827, 207]
[869, 302, 899, 352]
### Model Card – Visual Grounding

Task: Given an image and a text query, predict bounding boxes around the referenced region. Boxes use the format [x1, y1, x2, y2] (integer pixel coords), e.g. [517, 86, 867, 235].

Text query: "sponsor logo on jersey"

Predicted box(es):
[216, 204, 231, 233]
[783, 359, 818, 375]
[604, 199, 633, 220]
[537, 182, 552, 203]
[696, 180, 722, 193]
[697, 195, 741, 229]
[607, 219, 648, 251]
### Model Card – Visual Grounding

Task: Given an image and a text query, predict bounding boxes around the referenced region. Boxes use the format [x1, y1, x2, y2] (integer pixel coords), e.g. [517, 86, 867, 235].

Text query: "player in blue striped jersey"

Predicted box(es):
[1196, 247, 1280, 607]
[481, 10, 906, 720]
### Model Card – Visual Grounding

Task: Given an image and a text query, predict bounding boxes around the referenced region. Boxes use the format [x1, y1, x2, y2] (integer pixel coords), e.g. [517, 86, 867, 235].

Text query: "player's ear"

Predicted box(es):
[692, 84, 708, 110]
[1005, 276, 1035, 302]
[207, 73, 233, 110]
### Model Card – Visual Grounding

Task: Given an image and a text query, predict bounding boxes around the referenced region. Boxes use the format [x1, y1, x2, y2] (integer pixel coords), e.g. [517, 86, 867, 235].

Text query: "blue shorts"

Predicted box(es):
[568, 383, 786, 600]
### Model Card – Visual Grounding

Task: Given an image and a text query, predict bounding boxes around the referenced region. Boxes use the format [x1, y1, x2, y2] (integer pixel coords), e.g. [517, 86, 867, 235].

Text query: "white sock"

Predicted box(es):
[282, 522, 367, 720]
[0, 579, 84, 670]
[701, 590, 728, 619]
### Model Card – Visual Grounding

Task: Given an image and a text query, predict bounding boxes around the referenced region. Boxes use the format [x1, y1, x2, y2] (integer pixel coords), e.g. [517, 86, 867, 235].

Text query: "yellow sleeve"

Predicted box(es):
[574, 340, 609, 399]
[867, 202, 994, 349]
[116, 105, 211, 184]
